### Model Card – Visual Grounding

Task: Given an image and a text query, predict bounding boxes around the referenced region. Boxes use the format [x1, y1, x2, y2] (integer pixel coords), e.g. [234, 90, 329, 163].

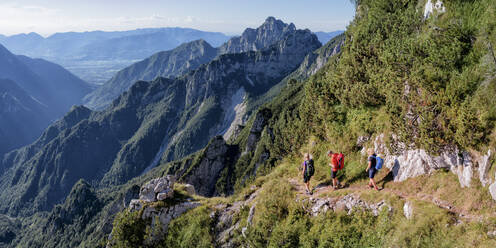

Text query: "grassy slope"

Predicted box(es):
[159, 140, 496, 248]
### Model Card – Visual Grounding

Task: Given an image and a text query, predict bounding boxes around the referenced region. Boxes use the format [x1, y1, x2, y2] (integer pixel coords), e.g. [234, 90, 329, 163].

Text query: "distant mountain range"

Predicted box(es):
[84, 17, 315, 110]
[0, 44, 92, 156]
[315, 31, 345, 44]
[0, 28, 231, 85]
[0, 28, 230, 61]
[0, 27, 341, 86]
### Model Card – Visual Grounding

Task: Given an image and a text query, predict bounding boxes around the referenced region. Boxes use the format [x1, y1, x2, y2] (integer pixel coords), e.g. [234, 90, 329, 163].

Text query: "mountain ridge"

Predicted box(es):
[84, 17, 316, 110]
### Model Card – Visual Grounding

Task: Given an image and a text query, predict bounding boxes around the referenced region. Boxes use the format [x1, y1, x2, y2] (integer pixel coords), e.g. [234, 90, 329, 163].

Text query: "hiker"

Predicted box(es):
[366, 148, 380, 191]
[301, 153, 315, 195]
[327, 150, 344, 190]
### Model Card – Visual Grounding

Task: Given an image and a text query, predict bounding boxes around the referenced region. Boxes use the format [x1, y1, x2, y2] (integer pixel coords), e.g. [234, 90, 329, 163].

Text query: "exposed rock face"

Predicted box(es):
[307, 194, 392, 217]
[87, 17, 311, 111]
[109, 177, 200, 248]
[368, 134, 495, 191]
[137, 176, 176, 203]
[219, 17, 299, 54]
[489, 183, 496, 201]
[244, 108, 272, 154]
[182, 136, 238, 197]
[424, 0, 446, 19]
[477, 150, 493, 186]
[211, 188, 259, 248]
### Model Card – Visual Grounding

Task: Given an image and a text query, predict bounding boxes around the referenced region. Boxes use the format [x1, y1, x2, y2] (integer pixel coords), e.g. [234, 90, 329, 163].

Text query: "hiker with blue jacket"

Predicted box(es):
[301, 153, 315, 195]
[366, 148, 381, 191]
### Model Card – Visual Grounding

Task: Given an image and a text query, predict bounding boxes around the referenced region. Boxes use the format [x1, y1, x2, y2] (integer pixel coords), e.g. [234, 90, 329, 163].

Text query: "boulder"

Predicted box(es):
[489, 182, 496, 201]
[139, 183, 156, 203]
[456, 152, 473, 188]
[183, 184, 196, 195]
[403, 201, 413, 220]
[157, 189, 174, 201]
[424, 0, 446, 19]
[129, 199, 143, 212]
[139, 176, 176, 202]
[477, 150, 493, 186]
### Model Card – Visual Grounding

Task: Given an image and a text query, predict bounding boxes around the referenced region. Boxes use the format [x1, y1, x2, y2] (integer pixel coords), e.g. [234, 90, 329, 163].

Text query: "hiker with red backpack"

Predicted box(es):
[327, 150, 344, 190]
[301, 153, 315, 195]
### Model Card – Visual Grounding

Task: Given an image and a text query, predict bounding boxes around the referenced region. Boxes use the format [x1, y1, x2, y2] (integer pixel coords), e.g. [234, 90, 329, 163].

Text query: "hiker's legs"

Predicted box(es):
[331, 171, 338, 189]
[370, 178, 379, 190]
[368, 169, 378, 189]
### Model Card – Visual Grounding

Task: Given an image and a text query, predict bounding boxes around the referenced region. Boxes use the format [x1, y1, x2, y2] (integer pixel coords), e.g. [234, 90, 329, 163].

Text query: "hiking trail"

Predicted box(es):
[288, 178, 490, 222]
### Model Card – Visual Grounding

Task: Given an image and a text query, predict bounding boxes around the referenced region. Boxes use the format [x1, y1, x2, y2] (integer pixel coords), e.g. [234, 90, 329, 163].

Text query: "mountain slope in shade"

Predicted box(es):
[0, 29, 321, 216]
[84, 39, 218, 109]
[0, 44, 91, 114]
[0, 79, 51, 160]
[0, 44, 92, 157]
[16, 55, 92, 112]
[0, 44, 52, 110]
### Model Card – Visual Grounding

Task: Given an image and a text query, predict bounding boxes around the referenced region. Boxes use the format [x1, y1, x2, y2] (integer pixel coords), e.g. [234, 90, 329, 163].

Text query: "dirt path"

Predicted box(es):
[288, 178, 485, 222]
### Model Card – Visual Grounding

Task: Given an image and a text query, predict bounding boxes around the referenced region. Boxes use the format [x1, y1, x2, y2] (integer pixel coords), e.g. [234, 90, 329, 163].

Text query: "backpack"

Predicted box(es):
[337, 153, 345, 170]
[375, 155, 384, 170]
[305, 160, 315, 177]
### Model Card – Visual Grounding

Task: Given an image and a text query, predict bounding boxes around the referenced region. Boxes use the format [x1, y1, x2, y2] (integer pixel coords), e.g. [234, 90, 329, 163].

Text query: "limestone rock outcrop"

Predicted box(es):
[137, 176, 176, 203]
[366, 134, 495, 199]
[305, 194, 392, 217]
[403, 201, 413, 220]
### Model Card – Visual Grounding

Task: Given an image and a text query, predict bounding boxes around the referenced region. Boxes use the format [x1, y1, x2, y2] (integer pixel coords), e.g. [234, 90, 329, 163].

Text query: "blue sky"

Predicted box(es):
[0, 0, 356, 36]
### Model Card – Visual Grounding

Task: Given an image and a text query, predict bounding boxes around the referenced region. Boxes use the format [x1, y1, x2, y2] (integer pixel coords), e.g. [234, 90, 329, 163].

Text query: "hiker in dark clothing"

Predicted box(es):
[301, 153, 314, 195]
[366, 148, 380, 191]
